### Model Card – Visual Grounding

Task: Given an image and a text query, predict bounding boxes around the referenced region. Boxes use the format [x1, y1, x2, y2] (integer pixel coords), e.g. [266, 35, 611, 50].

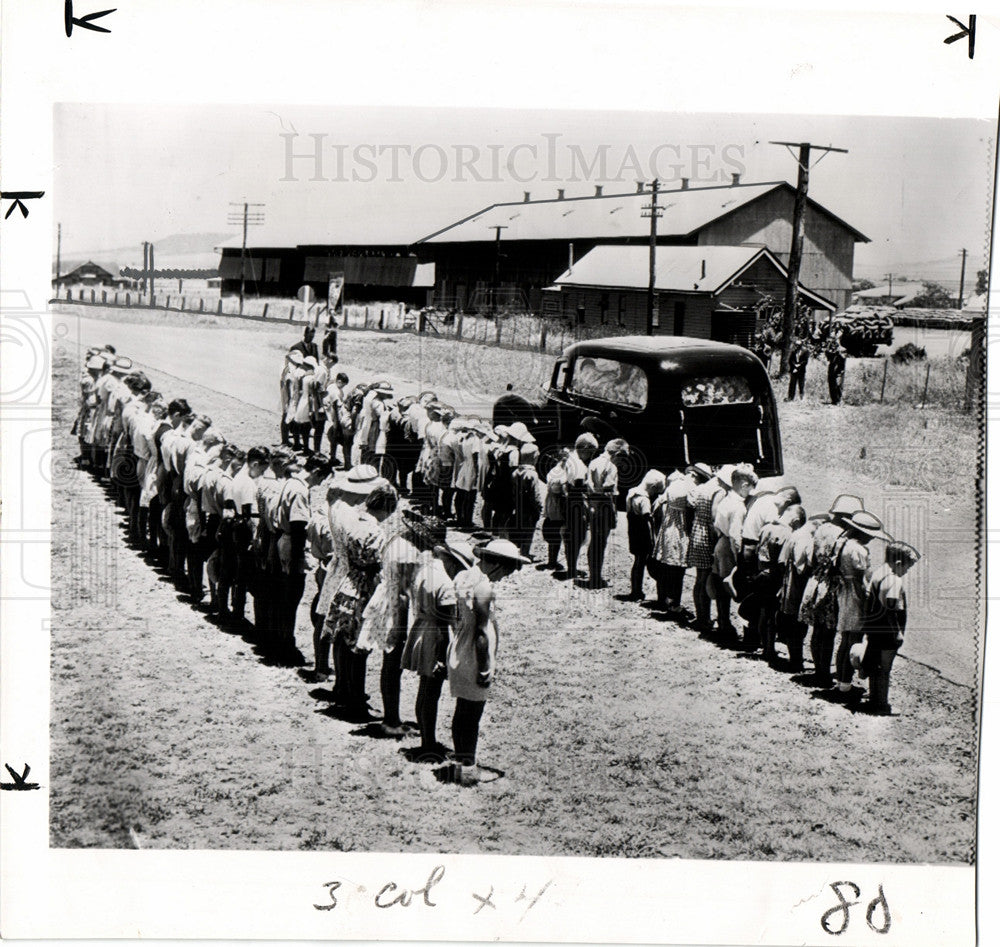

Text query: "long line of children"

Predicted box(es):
[624, 463, 920, 715]
[74, 343, 531, 786]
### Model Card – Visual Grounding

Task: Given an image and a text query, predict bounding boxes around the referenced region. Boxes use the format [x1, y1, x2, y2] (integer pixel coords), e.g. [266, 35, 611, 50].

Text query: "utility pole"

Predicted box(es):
[958, 248, 968, 308]
[489, 224, 507, 316]
[770, 141, 848, 372]
[142, 241, 149, 295]
[228, 201, 265, 316]
[56, 223, 62, 283]
[883, 273, 893, 302]
[641, 179, 662, 336]
[148, 243, 155, 305]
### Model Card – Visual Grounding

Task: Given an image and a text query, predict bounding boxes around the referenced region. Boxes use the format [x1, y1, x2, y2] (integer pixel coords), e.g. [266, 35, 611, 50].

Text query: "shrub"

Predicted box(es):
[892, 342, 927, 364]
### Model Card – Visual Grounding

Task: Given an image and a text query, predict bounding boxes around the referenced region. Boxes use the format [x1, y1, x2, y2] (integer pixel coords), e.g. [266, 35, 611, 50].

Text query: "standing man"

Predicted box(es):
[322, 315, 338, 360]
[290, 324, 320, 361]
[586, 437, 628, 589]
[787, 341, 809, 401]
[827, 342, 846, 405]
[227, 445, 270, 627]
[561, 433, 598, 581]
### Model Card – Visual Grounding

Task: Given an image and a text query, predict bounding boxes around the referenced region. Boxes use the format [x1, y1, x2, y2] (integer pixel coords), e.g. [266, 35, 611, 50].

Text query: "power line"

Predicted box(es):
[227, 202, 265, 316]
[768, 141, 848, 373]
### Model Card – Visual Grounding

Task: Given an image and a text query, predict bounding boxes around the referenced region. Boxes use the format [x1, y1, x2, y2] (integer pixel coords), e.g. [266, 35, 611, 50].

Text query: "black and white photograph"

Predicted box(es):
[1, 2, 997, 944]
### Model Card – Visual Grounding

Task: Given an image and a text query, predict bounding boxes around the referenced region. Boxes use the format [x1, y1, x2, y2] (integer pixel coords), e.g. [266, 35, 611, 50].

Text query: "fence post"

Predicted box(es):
[199, 298, 205, 312]
[180, 296, 186, 311]
[90, 289, 96, 302]
[455, 312, 464, 340]
[920, 363, 931, 406]
[418, 310, 426, 334]
[539, 320, 548, 352]
[217, 299, 224, 315]
[879, 360, 888, 403]
[289, 304, 295, 321]
[165, 295, 171, 308]
[261, 302, 269, 318]
[125, 292, 130, 306]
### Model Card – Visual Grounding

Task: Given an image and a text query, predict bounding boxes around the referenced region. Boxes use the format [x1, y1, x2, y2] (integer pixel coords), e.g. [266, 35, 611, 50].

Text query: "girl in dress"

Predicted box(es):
[443, 539, 528, 785]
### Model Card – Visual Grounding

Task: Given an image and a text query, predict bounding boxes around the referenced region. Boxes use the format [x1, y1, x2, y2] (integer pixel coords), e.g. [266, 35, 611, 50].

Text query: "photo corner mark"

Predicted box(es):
[944, 14, 976, 59]
[1, 763, 41, 791]
[0, 191, 45, 219]
[64, 0, 115, 37]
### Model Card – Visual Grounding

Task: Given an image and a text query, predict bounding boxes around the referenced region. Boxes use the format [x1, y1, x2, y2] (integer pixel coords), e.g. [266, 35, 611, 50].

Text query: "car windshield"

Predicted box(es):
[680, 375, 754, 406]
[569, 357, 648, 407]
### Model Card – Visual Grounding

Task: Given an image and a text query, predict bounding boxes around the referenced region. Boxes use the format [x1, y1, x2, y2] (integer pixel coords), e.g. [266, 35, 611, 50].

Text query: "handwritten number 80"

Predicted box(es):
[820, 882, 890, 936]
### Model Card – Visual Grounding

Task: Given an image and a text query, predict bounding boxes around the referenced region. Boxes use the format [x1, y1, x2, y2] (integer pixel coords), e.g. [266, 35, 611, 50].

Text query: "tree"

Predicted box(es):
[852, 278, 876, 292]
[907, 281, 954, 309]
[975, 268, 988, 296]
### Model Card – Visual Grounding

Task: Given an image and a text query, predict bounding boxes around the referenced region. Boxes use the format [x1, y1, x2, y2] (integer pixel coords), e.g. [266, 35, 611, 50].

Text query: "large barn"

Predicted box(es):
[543, 245, 835, 347]
[217, 243, 434, 305]
[413, 179, 868, 312]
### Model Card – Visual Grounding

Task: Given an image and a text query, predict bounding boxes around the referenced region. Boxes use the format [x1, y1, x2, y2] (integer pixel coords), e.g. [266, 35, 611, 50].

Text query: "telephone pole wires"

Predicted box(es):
[641, 179, 662, 336]
[769, 141, 847, 373]
[227, 202, 265, 315]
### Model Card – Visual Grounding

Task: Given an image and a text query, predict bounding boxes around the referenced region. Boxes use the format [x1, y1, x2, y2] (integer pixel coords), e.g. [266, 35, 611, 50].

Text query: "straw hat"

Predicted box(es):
[287, 350, 305, 366]
[506, 421, 536, 444]
[574, 432, 598, 451]
[829, 494, 866, 520]
[372, 380, 395, 397]
[334, 464, 387, 499]
[438, 541, 477, 571]
[843, 510, 893, 542]
[474, 538, 531, 565]
[86, 354, 107, 371]
[110, 356, 133, 374]
[494, 424, 511, 438]
[715, 464, 736, 489]
[686, 462, 713, 482]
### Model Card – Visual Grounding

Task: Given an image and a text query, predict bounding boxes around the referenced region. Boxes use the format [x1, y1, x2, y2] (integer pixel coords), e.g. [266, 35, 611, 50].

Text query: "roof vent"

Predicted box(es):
[594, 184, 603, 197]
[635, 181, 645, 193]
[523, 191, 531, 202]
[557, 188, 565, 200]
[680, 178, 689, 190]
[701, 259, 706, 279]
[731, 173, 741, 185]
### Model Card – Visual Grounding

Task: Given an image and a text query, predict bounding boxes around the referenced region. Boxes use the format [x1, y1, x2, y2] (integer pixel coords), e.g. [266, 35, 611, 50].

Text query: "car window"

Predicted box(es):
[680, 375, 753, 407]
[569, 357, 648, 408]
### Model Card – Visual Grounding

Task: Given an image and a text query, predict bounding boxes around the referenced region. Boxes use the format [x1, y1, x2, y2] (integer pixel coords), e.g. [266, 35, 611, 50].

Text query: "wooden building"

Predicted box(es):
[413, 179, 867, 312]
[217, 245, 434, 305]
[52, 261, 136, 289]
[543, 245, 835, 346]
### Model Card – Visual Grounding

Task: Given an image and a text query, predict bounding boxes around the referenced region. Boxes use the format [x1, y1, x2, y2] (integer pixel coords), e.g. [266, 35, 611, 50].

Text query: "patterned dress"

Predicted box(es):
[686, 479, 722, 570]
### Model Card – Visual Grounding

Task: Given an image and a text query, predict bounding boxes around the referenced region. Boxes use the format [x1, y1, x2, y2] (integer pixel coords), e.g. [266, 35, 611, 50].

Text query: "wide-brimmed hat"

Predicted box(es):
[303, 355, 318, 369]
[110, 356, 133, 374]
[506, 421, 536, 444]
[494, 424, 511, 438]
[418, 390, 437, 405]
[397, 395, 417, 410]
[372, 380, 395, 397]
[518, 442, 539, 464]
[287, 350, 305, 365]
[715, 464, 736, 489]
[85, 354, 107, 371]
[474, 538, 531, 565]
[829, 494, 865, 520]
[333, 464, 388, 499]
[686, 462, 713, 482]
[574, 432, 599, 451]
[843, 510, 893, 542]
[402, 509, 447, 549]
[437, 541, 477, 572]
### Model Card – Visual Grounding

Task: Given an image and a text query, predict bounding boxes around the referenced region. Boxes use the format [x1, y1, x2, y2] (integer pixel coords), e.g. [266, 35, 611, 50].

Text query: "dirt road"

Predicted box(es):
[49, 308, 978, 860]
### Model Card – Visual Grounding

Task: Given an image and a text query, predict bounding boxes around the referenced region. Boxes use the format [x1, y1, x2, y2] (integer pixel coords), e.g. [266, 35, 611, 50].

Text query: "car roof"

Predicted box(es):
[563, 335, 767, 374]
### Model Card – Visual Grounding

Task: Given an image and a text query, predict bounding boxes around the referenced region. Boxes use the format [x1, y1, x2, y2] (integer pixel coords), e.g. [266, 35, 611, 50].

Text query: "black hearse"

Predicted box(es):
[493, 336, 783, 482]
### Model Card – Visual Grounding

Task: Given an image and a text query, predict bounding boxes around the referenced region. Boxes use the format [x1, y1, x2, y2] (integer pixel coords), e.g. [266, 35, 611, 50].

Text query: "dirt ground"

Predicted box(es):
[49, 310, 978, 860]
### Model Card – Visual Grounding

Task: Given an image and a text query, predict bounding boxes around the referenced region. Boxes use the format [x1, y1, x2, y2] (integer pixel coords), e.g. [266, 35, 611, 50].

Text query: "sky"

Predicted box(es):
[54, 104, 994, 285]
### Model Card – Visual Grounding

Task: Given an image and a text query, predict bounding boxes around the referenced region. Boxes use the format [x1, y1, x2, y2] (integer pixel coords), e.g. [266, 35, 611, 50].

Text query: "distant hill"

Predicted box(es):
[56, 232, 231, 272]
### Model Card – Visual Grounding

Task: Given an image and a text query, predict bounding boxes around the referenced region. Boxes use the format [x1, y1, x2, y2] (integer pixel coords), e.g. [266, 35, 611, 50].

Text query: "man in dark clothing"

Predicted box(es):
[827, 345, 846, 405]
[322, 318, 338, 360]
[290, 325, 319, 361]
[787, 342, 809, 400]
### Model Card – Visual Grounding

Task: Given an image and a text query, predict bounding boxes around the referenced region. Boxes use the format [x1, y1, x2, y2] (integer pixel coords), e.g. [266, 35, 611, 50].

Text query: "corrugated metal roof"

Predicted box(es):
[415, 181, 869, 245]
[551, 244, 836, 310]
